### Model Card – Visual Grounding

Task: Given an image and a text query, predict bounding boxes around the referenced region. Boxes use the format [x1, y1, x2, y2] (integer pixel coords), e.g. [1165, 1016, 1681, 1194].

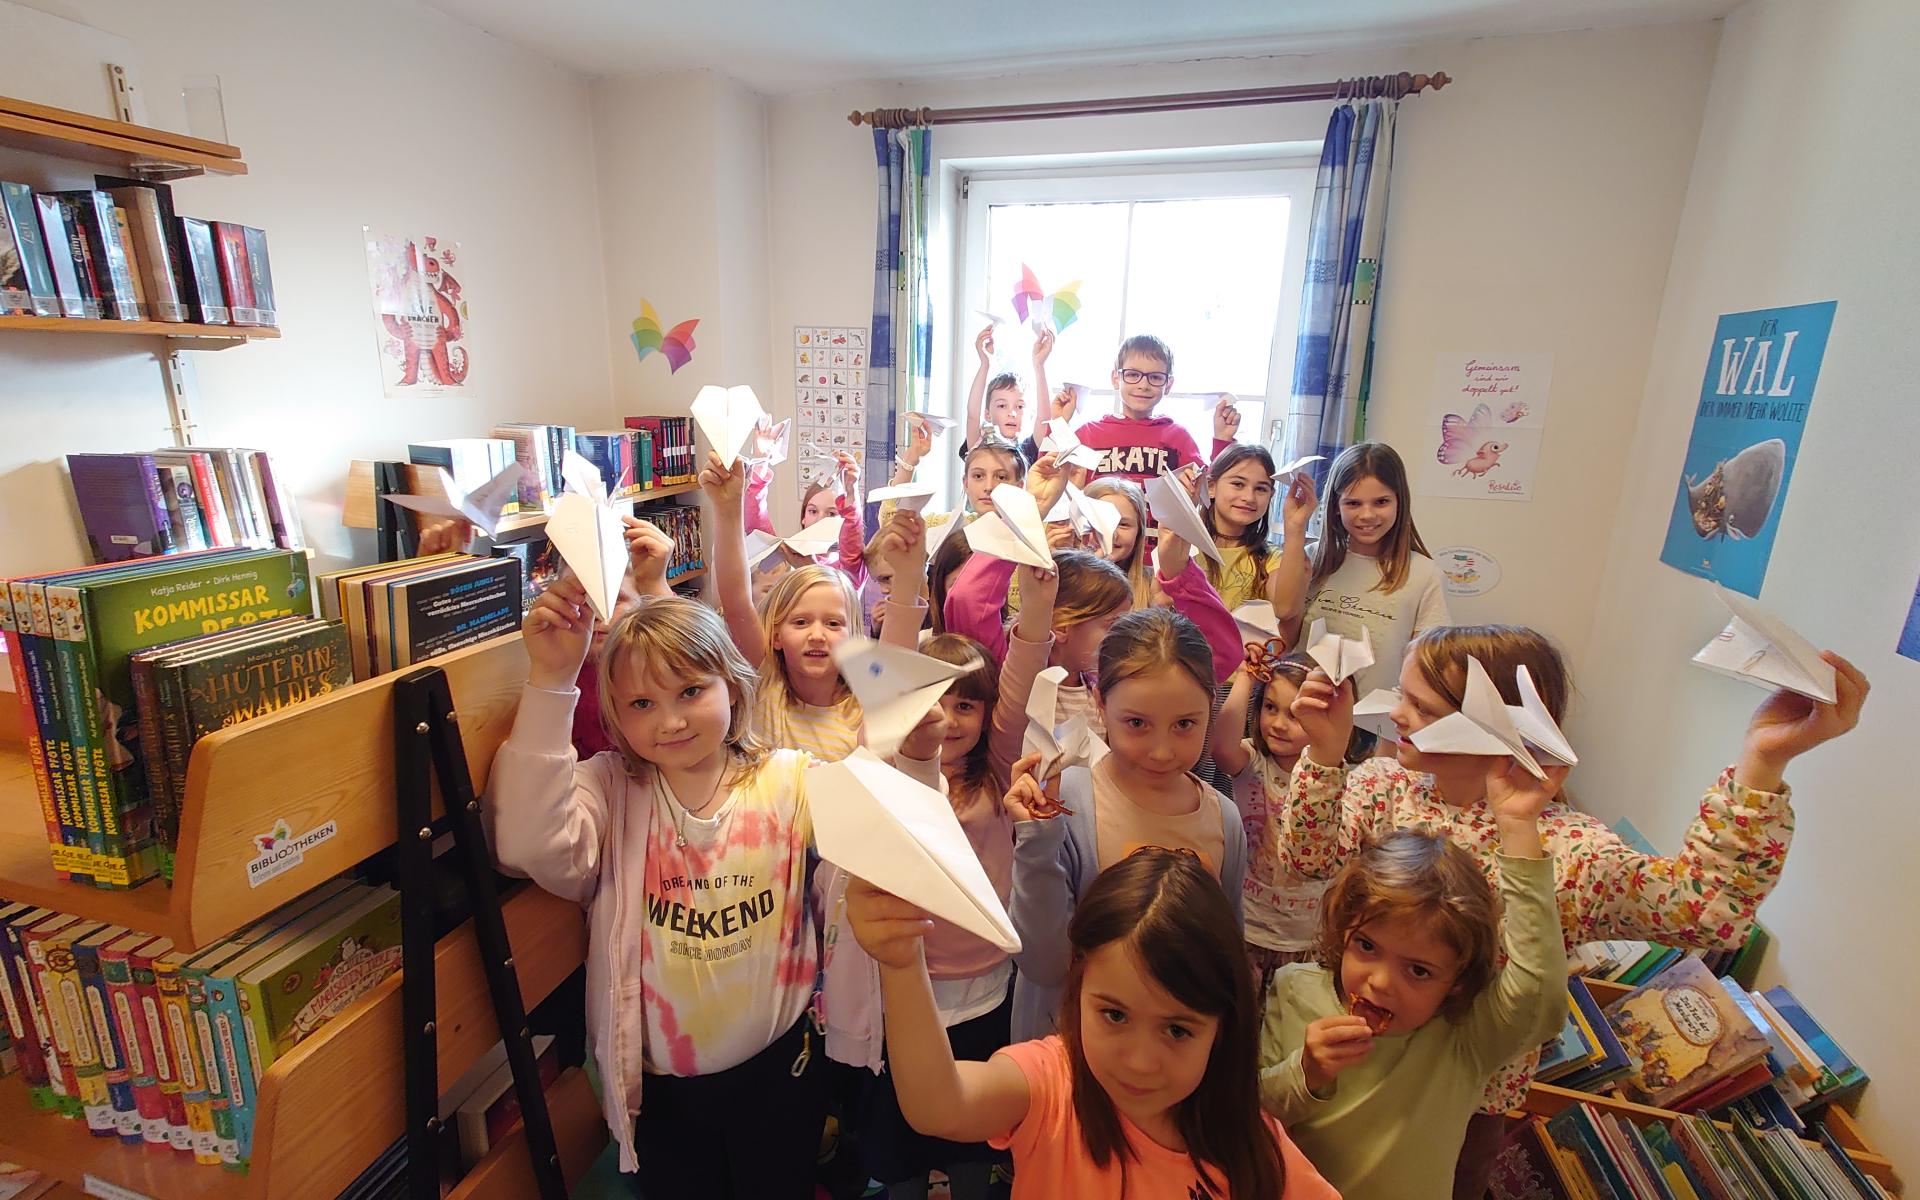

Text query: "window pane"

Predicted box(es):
[984, 202, 1129, 417]
[1123, 197, 1290, 396]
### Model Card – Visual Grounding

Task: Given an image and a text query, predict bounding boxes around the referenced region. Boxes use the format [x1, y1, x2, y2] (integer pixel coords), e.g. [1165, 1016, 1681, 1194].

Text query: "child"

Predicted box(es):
[1272, 441, 1446, 697]
[1071, 336, 1232, 489]
[1081, 477, 1154, 609]
[1260, 787, 1568, 1200]
[1279, 623, 1870, 1189]
[959, 324, 1053, 463]
[748, 448, 869, 586]
[1209, 653, 1332, 996]
[846, 847, 1337, 1199]
[705, 451, 865, 759]
[1200, 443, 1282, 611]
[1004, 607, 1250, 1043]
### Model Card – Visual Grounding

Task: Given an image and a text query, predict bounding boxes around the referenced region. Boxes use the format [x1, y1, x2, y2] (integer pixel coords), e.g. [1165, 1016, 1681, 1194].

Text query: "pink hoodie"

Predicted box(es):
[745, 463, 868, 589]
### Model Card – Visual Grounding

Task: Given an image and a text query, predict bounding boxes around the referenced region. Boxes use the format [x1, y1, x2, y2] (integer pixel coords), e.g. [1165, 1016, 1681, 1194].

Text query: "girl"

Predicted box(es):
[1279, 623, 1869, 1191]
[1273, 441, 1448, 697]
[1200, 443, 1281, 611]
[705, 451, 865, 759]
[1260, 780, 1568, 1200]
[960, 323, 1053, 463]
[1081, 477, 1154, 609]
[1005, 607, 1250, 1043]
[846, 847, 1337, 1200]
[747, 447, 869, 585]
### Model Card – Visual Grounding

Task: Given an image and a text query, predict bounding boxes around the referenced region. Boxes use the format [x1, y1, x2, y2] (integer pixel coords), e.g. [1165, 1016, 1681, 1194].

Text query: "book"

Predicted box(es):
[67, 452, 178, 562]
[212, 220, 258, 325]
[574, 430, 637, 498]
[1, 180, 59, 315]
[236, 885, 401, 1070]
[0, 905, 55, 1108]
[72, 925, 143, 1142]
[1545, 1103, 1633, 1200]
[0, 189, 31, 314]
[489, 424, 558, 510]
[1490, 1116, 1576, 1200]
[239, 225, 276, 326]
[51, 191, 141, 320]
[384, 556, 522, 671]
[453, 1036, 560, 1170]
[39, 918, 112, 1133]
[103, 184, 188, 322]
[1759, 986, 1867, 1104]
[152, 949, 204, 1152]
[0, 590, 74, 879]
[174, 216, 229, 324]
[1555, 977, 1634, 1093]
[112, 205, 149, 320]
[1603, 956, 1771, 1110]
[408, 438, 519, 505]
[32, 193, 89, 317]
[125, 935, 183, 1145]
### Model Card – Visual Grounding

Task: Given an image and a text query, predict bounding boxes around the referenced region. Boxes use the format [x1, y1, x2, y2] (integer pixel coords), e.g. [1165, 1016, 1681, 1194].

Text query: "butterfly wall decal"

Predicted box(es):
[1011, 263, 1083, 333]
[631, 300, 699, 373]
[1436, 403, 1511, 479]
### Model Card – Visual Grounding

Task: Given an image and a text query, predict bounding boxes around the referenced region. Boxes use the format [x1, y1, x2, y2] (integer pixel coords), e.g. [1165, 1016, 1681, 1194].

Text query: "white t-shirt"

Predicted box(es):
[1233, 744, 1331, 953]
[1302, 550, 1450, 697]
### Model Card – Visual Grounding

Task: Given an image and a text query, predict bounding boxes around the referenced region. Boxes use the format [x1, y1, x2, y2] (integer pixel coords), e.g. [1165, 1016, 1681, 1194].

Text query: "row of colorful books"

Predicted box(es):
[0, 177, 275, 326]
[0, 880, 401, 1172]
[411, 418, 701, 521]
[316, 552, 522, 680]
[1, 548, 313, 888]
[67, 447, 307, 565]
[638, 498, 707, 582]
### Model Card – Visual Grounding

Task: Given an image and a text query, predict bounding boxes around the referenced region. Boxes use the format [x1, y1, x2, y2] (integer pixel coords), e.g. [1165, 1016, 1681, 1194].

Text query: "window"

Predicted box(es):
[957, 167, 1315, 458]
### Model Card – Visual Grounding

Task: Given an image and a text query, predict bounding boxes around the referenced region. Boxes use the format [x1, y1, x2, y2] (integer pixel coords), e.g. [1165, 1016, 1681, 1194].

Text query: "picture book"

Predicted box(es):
[1603, 956, 1771, 1110]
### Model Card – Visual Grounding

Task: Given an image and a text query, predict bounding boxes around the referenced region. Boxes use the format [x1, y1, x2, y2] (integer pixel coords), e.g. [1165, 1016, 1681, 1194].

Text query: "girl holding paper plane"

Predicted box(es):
[1082, 477, 1157, 608]
[1199, 442, 1288, 611]
[1277, 622, 1868, 1191]
[844, 847, 1337, 1200]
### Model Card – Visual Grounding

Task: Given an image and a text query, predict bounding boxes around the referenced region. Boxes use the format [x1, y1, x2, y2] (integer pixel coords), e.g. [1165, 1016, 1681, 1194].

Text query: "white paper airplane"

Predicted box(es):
[1039, 419, 1104, 470]
[868, 481, 939, 514]
[974, 309, 1015, 329]
[922, 511, 964, 557]
[965, 484, 1054, 569]
[1061, 382, 1093, 409]
[905, 412, 958, 439]
[810, 749, 1021, 954]
[746, 513, 844, 568]
[1143, 467, 1222, 564]
[1353, 689, 1403, 742]
[746, 417, 791, 467]
[546, 491, 627, 623]
[561, 450, 609, 506]
[1232, 601, 1283, 646]
[1023, 666, 1109, 783]
[1304, 619, 1375, 686]
[1691, 585, 1837, 704]
[1274, 455, 1326, 477]
[690, 383, 770, 467]
[1063, 484, 1122, 557]
[832, 637, 969, 758]
[797, 438, 835, 465]
[1408, 657, 1577, 780]
[1201, 391, 1235, 412]
[383, 463, 530, 538]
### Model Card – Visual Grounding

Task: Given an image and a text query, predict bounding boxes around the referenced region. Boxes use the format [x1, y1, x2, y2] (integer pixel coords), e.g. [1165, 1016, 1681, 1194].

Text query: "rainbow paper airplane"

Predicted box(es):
[630, 300, 699, 373]
[1011, 264, 1084, 334]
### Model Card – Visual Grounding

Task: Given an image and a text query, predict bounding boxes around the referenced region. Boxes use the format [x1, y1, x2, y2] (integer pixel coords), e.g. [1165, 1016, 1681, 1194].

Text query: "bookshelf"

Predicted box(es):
[0, 314, 277, 346]
[0, 631, 608, 1199]
[1519, 977, 1902, 1192]
[0, 93, 247, 180]
[342, 459, 703, 534]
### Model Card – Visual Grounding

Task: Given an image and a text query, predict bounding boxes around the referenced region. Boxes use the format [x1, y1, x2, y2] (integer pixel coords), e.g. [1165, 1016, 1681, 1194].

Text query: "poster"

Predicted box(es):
[1420, 354, 1553, 501]
[365, 231, 472, 398]
[794, 325, 869, 499]
[1897, 569, 1920, 664]
[1659, 301, 1836, 597]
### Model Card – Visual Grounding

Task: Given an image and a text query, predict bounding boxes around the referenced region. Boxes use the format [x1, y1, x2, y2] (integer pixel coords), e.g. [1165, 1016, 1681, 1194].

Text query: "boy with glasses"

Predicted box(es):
[1071, 335, 1234, 491]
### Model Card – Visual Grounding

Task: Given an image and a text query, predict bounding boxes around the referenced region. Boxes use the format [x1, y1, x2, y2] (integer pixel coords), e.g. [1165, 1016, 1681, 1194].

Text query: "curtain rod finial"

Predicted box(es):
[1424, 71, 1452, 92]
[848, 109, 870, 127]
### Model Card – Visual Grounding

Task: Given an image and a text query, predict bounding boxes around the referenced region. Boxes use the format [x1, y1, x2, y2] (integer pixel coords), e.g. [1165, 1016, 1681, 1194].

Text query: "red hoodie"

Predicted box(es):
[1072, 415, 1230, 489]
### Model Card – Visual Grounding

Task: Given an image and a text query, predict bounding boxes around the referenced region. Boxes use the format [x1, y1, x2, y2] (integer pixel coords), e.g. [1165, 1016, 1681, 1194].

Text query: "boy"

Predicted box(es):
[959, 324, 1053, 464]
[1072, 335, 1234, 488]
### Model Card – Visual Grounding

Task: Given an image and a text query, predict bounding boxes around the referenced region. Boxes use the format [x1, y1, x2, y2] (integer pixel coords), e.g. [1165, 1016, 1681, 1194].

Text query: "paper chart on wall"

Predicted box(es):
[1419, 353, 1553, 502]
[794, 324, 870, 502]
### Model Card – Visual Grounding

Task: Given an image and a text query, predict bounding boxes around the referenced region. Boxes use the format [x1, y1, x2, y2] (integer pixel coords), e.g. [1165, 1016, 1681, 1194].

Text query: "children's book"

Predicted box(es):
[1602, 957, 1770, 1110]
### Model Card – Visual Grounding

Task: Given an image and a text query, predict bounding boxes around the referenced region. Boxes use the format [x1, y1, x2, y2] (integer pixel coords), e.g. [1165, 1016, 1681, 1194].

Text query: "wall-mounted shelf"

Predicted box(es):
[342, 457, 702, 533]
[0, 93, 246, 179]
[0, 314, 279, 347]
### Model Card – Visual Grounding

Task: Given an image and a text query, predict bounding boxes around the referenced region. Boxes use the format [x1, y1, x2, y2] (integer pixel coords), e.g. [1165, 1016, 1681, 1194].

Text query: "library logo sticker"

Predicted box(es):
[246, 818, 338, 888]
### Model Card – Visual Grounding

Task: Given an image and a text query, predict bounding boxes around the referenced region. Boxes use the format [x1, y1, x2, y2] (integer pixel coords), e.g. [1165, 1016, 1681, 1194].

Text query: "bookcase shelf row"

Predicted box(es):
[0, 93, 246, 180]
[0, 633, 531, 953]
[341, 458, 704, 533]
[0, 314, 279, 345]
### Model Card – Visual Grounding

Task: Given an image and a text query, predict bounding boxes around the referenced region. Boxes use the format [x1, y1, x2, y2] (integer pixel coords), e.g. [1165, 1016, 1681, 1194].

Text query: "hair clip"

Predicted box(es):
[1244, 637, 1290, 683]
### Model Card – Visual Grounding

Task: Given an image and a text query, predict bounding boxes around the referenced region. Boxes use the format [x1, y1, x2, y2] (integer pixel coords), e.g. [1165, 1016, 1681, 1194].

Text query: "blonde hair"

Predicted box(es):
[1082, 478, 1154, 608]
[756, 564, 862, 711]
[1315, 830, 1499, 1024]
[595, 595, 770, 781]
[1408, 625, 1573, 724]
[1050, 549, 1133, 630]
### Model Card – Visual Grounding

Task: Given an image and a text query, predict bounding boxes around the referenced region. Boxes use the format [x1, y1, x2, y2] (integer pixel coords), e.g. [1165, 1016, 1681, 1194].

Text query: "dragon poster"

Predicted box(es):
[365, 230, 473, 398]
[1421, 353, 1553, 502]
[1659, 302, 1836, 598]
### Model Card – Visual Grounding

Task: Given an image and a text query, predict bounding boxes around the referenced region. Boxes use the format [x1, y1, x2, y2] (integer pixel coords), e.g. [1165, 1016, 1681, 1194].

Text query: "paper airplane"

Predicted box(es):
[746, 513, 844, 568]
[1408, 657, 1577, 780]
[1039, 419, 1103, 470]
[964, 484, 1054, 569]
[796, 438, 835, 466]
[746, 417, 791, 468]
[974, 309, 1015, 329]
[831, 637, 969, 758]
[1061, 382, 1093, 410]
[810, 749, 1021, 954]
[1353, 689, 1402, 742]
[1691, 585, 1836, 703]
[561, 450, 609, 506]
[1304, 619, 1374, 686]
[383, 463, 530, 538]
[1202, 392, 1235, 412]
[868, 482, 939, 514]
[1274, 455, 1325, 477]
[922, 511, 964, 557]
[1063, 484, 1122, 557]
[1143, 468, 1222, 564]
[690, 384, 770, 467]
[905, 412, 958, 438]
[546, 491, 627, 623]
[1023, 666, 1108, 783]
[1232, 601, 1283, 646]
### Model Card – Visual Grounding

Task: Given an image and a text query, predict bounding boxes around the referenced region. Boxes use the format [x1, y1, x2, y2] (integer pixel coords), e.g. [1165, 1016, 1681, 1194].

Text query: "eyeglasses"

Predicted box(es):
[1118, 368, 1170, 387]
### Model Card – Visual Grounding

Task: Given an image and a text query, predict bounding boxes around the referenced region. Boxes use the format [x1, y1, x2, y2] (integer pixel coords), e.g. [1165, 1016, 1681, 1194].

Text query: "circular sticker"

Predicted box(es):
[1435, 546, 1501, 598]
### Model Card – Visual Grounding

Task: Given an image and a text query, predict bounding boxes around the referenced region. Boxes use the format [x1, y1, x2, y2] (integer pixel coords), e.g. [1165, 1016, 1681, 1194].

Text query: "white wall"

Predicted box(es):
[1578, 0, 1917, 1156]
[0, 0, 614, 576]
[759, 24, 1721, 675]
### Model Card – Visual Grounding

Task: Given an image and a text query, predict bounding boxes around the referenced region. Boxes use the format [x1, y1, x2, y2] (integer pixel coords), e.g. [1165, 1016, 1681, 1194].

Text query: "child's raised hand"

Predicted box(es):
[876, 512, 928, 566]
[623, 517, 674, 594]
[1302, 1015, 1374, 1094]
[833, 450, 862, 501]
[1004, 752, 1072, 822]
[903, 413, 934, 464]
[1281, 473, 1317, 537]
[1051, 385, 1078, 422]
[1015, 563, 1059, 615]
[524, 575, 594, 689]
[698, 450, 744, 511]
[1486, 759, 1570, 829]
[416, 517, 474, 557]
[1290, 668, 1355, 767]
[974, 325, 995, 363]
[895, 703, 949, 762]
[1031, 326, 1055, 365]
[1735, 652, 1870, 791]
[1025, 450, 1070, 515]
[1213, 395, 1241, 442]
[846, 877, 934, 971]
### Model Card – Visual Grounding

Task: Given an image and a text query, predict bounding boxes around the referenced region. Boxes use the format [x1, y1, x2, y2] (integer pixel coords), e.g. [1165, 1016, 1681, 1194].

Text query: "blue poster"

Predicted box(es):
[1659, 301, 1837, 597]
[1898, 571, 1920, 664]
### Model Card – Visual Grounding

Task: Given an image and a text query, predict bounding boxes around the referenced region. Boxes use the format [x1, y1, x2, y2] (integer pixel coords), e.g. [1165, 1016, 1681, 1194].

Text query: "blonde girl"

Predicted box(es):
[1081, 476, 1154, 609]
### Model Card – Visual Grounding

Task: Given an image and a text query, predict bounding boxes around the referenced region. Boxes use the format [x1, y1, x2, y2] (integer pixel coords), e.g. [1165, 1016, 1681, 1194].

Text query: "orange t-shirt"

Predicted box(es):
[987, 1037, 1338, 1200]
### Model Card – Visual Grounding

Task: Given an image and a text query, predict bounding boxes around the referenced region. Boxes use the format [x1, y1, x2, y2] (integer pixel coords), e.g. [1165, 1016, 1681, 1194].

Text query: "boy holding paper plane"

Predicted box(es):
[1069, 335, 1235, 490]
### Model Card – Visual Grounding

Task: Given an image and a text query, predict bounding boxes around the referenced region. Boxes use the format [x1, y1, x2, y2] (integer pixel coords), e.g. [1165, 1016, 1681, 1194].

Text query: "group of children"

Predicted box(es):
[478, 329, 1870, 1200]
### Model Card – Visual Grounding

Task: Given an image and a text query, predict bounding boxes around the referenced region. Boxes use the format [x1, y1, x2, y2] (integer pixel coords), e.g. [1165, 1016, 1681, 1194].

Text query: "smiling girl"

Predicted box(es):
[1200, 443, 1282, 611]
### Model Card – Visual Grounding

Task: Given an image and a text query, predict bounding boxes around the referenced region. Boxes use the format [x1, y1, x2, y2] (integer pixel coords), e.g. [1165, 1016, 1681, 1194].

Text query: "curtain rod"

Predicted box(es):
[849, 70, 1449, 129]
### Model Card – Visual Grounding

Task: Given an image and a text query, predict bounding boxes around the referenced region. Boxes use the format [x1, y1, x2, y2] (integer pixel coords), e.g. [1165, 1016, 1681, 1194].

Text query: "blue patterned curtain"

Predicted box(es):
[865, 125, 932, 520]
[1276, 89, 1399, 490]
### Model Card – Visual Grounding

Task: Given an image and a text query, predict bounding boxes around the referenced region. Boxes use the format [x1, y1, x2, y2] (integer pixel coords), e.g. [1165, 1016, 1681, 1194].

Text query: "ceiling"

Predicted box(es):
[423, 0, 1740, 91]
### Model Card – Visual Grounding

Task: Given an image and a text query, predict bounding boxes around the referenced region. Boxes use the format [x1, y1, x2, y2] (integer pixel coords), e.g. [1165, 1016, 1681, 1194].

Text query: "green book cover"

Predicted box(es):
[239, 886, 400, 1065]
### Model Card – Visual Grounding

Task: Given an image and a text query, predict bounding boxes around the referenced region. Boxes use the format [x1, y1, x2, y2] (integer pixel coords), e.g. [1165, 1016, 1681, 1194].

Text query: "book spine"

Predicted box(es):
[52, 934, 113, 1134]
[129, 652, 174, 873]
[220, 449, 263, 546]
[213, 221, 257, 325]
[51, 585, 151, 887]
[17, 582, 91, 879]
[182, 970, 223, 1163]
[77, 944, 142, 1142]
[0, 594, 66, 878]
[53, 194, 111, 320]
[236, 977, 280, 1091]
[81, 193, 141, 319]
[22, 924, 85, 1117]
[43, 584, 112, 878]
[206, 970, 257, 1167]
[239, 450, 274, 547]
[153, 959, 198, 1152]
[159, 463, 210, 550]
[250, 452, 293, 548]
[153, 660, 193, 867]
[242, 225, 276, 327]
[138, 455, 179, 555]
[0, 918, 54, 1106]
[1, 180, 60, 315]
[32, 194, 87, 317]
[112, 205, 150, 319]
[108, 187, 186, 321]
[116, 947, 170, 1144]
[189, 452, 234, 547]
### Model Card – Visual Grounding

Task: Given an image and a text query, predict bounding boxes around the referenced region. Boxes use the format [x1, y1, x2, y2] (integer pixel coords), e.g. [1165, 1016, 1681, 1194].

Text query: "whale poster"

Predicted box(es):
[1660, 302, 1836, 598]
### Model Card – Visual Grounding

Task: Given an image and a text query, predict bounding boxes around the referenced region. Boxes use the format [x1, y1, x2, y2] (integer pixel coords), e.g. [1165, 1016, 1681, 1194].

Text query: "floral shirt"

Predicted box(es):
[1272, 754, 1793, 1110]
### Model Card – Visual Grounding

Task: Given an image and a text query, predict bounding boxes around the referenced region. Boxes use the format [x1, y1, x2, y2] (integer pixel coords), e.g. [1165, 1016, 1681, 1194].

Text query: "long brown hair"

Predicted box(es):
[1307, 441, 1429, 595]
[1408, 625, 1574, 724]
[1202, 442, 1277, 598]
[920, 633, 997, 798]
[1050, 549, 1132, 630]
[1060, 848, 1285, 1199]
[927, 526, 975, 635]
[596, 595, 770, 782]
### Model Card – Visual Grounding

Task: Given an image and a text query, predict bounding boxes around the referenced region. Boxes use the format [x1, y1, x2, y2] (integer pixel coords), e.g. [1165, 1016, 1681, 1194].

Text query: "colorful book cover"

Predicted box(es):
[389, 557, 521, 670]
[0, 180, 59, 315]
[1758, 986, 1866, 1099]
[252, 451, 305, 550]
[103, 184, 186, 321]
[66, 453, 177, 562]
[1545, 1104, 1633, 1200]
[1603, 957, 1771, 1110]
[174, 215, 229, 324]
[18, 913, 85, 1117]
[181, 946, 238, 1163]
[241, 225, 275, 326]
[30, 193, 87, 317]
[100, 932, 168, 1143]
[13, 579, 90, 875]
[238, 886, 401, 1066]
[1489, 1117, 1575, 1200]
[50, 191, 138, 319]
[153, 950, 204, 1153]
[72, 926, 142, 1142]
[155, 462, 210, 550]
[38, 919, 110, 1132]
[0, 905, 53, 1107]
[0, 594, 68, 878]
[0, 191, 29, 314]
[211, 220, 257, 325]
[124, 935, 180, 1145]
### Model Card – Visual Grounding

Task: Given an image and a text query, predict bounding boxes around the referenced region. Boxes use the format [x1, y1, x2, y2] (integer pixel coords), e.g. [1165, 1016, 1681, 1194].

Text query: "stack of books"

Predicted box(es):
[67, 447, 307, 563]
[0, 880, 400, 1171]
[624, 414, 698, 486]
[637, 498, 706, 582]
[316, 552, 522, 679]
[1537, 976, 1632, 1092]
[0, 548, 313, 887]
[0, 177, 275, 327]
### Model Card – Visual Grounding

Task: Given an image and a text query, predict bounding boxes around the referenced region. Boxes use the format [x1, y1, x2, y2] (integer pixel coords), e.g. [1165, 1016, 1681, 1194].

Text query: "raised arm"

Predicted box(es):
[875, 512, 930, 649]
[700, 451, 767, 667]
[1211, 660, 1256, 777]
[1157, 550, 1240, 685]
[1027, 327, 1055, 447]
[964, 326, 994, 446]
[890, 413, 934, 488]
[1267, 474, 1316, 624]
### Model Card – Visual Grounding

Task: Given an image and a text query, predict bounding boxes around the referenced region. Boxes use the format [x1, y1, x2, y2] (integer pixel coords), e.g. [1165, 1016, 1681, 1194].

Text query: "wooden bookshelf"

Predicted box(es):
[0, 633, 530, 953]
[0, 93, 246, 179]
[342, 458, 702, 533]
[0, 315, 279, 345]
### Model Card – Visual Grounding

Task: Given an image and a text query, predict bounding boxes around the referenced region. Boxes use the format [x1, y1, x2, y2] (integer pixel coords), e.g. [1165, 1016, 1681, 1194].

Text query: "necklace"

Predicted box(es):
[659, 760, 729, 848]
